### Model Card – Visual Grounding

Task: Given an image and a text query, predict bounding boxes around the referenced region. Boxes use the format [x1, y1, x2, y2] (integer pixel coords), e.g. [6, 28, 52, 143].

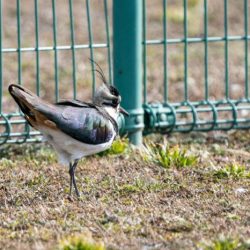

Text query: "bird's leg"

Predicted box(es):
[71, 159, 80, 197]
[69, 162, 74, 196]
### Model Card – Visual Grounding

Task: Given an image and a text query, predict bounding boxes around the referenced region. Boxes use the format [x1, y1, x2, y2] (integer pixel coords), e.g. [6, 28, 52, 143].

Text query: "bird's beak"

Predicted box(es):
[119, 106, 129, 116]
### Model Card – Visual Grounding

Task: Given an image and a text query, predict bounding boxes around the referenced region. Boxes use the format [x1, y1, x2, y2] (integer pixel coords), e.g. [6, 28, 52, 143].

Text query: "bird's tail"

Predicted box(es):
[8, 84, 58, 129]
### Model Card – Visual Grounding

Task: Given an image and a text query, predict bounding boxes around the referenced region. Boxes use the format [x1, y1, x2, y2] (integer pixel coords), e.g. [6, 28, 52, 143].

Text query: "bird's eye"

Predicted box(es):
[109, 85, 120, 97]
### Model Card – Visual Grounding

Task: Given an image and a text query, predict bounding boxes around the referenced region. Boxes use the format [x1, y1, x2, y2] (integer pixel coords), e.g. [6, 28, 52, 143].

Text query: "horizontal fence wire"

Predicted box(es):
[0, 1, 112, 144]
[143, 0, 250, 134]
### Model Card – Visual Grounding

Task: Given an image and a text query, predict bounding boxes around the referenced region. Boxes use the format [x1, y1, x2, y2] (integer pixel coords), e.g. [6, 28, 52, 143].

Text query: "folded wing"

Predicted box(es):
[50, 104, 115, 145]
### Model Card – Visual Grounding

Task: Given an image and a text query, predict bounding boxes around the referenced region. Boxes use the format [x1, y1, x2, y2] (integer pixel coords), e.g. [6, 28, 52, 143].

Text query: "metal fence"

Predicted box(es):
[0, 0, 112, 144]
[1, 0, 250, 145]
[116, 0, 250, 144]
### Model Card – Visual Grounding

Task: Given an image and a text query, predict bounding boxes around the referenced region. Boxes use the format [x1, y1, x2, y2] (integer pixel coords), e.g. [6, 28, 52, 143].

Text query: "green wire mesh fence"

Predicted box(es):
[0, 0, 112, 144]
[142, 0, 250, 136]
[1, 0, 250, 145]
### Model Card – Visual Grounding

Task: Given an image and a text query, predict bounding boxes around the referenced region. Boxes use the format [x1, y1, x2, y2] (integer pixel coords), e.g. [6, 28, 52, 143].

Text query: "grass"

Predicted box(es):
[203, 237, 250, 250]
[213, 163, 250, 179]
[98, 137, 130, 156]
[117, 178, 167, 195]
[144, 142, 198, 169]
[59, 233, 105, 250]
[0, 158, 16, 169]
[0, 131, 250, 249]
[0, 144, 57, 165]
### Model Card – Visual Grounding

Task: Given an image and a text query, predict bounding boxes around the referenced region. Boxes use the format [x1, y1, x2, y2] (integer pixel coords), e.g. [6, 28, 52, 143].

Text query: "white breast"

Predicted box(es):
[40, 123, 116, 166]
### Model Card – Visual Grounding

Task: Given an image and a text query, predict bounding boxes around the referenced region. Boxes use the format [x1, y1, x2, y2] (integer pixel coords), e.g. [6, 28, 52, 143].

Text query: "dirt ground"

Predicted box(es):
[0, 131, 250, 250]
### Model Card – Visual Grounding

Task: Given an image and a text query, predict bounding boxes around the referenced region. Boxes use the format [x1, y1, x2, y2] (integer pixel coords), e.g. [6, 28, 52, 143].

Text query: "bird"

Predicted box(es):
[8, 62, 128, 197]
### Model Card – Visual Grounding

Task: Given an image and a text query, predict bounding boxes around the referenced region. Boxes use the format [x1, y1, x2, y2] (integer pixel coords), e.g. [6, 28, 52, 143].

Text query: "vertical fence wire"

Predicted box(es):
[143, 0, 147, 104]
[17, 0, 22, 86]
[0, 0, 2, 113]
[224, 0, 229, 99]
[183, 0, 188, 102]
[86, 0, 96, 96]
[163, 0, 168, 103]
[52, 0, 59, 102]
[104, 0, 112, 85]
[244, 0, 249, 99]
[34, 0, 40, 96]
[204, 0, 209, 101]
[69, 0, 77, 99]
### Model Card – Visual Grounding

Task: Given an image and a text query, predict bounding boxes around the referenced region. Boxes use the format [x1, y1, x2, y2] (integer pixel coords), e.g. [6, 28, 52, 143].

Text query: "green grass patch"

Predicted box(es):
[99, 137, 129, 156]
[26, 174, 49, 188]
[144, 143, 198, 169]
[58, 233, 105, 250]
[0, 158, 16, 169]
[213, 163, 250, 179]
[203, 237, 250, 250]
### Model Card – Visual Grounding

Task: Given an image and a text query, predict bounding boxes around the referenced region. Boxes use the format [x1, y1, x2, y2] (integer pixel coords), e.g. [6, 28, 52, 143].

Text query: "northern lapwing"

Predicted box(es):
[8, 63, 128, 197]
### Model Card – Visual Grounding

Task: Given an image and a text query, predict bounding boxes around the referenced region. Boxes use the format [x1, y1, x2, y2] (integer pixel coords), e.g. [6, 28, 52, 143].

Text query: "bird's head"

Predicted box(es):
[92, 61, 129, 117]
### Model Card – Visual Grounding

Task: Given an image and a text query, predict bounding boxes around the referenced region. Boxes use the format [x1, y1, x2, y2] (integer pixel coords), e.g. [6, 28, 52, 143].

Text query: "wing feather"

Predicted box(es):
[45, 106, 115, 145]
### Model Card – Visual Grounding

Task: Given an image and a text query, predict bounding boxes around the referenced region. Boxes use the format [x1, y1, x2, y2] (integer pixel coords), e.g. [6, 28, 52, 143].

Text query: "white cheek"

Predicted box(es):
[104, 107, 119, 120]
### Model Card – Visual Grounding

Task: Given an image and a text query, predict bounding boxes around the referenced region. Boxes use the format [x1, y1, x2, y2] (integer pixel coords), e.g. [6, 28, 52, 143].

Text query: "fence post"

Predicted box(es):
[113, 0, 144, 145]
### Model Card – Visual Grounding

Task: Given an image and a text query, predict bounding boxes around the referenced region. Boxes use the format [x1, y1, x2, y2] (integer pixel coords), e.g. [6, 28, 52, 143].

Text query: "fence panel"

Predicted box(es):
[142, 0, 250, 136]
[0, 0, 112, 144]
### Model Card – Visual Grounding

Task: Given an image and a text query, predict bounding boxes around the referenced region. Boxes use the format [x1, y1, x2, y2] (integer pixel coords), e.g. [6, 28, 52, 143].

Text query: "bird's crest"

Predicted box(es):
[90, 59, 121, 107]
[89, 58, 109, 86]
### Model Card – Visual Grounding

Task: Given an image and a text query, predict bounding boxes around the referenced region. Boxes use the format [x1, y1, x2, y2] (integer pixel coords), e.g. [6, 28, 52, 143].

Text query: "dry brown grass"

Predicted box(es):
[0, 131, 250, 249]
